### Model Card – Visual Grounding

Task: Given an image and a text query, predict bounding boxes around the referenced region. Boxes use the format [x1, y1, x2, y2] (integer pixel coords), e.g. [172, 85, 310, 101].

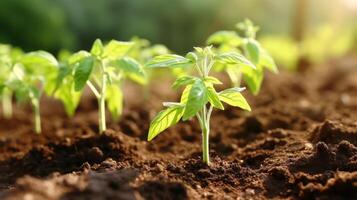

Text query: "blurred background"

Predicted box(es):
[0, 0, 356, 70]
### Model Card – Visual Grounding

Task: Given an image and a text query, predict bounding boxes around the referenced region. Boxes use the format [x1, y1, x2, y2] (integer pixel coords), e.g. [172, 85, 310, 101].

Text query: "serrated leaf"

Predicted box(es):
[106, 84, 123, 121]
[91, 39, 104, 57]
[74, 56, 94, 91]
[148, 105, 184, 141]
[215, 52, 256, 69]
[182, 79, 208, 120]
[245, 39, 260, 64]
[203, 76, 222, 85]
[103, 40, 133, 59]
[219, 87, 251, 111]
[172, 76, 197, 90]
[207, 86, 224, 110]
[146, 54, 192, 68]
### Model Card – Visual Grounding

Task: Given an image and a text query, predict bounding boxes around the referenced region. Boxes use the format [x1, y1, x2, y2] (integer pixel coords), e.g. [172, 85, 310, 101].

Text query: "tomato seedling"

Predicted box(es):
[57, 39, 146, 133]
[146, 46, 255, 164]
[207, 19, 278, 95]
[6, 51, 58, 133]
[0, 44, 15, 119]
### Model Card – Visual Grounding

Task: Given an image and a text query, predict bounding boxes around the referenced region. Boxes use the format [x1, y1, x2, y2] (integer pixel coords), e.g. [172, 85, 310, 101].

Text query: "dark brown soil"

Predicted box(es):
[0, 56, 357, 199]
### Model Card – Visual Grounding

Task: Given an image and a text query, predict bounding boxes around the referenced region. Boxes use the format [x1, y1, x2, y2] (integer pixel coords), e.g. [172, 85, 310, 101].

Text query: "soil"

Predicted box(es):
[0, 56, 357, 200]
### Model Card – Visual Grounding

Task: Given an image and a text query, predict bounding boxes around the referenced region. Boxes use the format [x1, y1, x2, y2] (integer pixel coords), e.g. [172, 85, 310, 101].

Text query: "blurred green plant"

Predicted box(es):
[301, 24, 354, 64]
[260, 35, 299, 71]
[207, 19, 278, 95]
[0, 44, 23, 119]
[6, 51, 59, 133]
[56, 39, 146, 133]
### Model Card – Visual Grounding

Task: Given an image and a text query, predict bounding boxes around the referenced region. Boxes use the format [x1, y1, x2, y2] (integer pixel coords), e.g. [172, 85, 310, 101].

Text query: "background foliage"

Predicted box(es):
[0, 0, 356, 56]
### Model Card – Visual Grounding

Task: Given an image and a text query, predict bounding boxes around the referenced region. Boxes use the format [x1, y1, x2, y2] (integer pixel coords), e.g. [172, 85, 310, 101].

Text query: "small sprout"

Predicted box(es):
[146, 46, 254, 164]
[207, 19, 278, 95]
[0, 44, 21, 119]
[7, 51, 58, 134]
[57, 39, 146, 133]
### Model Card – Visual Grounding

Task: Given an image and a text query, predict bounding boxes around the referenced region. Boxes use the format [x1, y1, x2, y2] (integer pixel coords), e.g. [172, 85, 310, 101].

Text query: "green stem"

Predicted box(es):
[98, 73, 107, 134]
[32, 100, 41, 134]
[2, 93, 12, 119]
[199, 105, 210, 165]
[202, 123, 210, 164]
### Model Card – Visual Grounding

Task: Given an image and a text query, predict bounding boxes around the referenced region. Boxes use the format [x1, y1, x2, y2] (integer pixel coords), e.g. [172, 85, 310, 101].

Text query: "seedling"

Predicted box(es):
[57, 39, 146, 133]
[207, 19, 278, 95]
[0, 44, 14, 119]
[7, 51, 58, 133]
[146, 46, 255, 164]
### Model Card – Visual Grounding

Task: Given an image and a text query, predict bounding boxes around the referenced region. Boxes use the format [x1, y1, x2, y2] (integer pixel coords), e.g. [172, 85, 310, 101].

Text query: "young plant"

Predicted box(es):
[0, 44, 23, 119]
[6, 51, 58, 133]
[207, 19, 278, 95]
[57, 39, 146, 133]
[146, 46, 255, 164]
[0, 44, 14, 119]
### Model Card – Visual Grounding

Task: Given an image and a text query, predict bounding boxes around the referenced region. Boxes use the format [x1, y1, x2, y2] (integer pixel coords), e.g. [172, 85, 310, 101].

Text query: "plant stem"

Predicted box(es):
[199, 105, 210, 165]
[2, 93, 12, 119]
[98, 73, 107, 134]
[202, 122, 210, 164]
[32, 100, 41, 134]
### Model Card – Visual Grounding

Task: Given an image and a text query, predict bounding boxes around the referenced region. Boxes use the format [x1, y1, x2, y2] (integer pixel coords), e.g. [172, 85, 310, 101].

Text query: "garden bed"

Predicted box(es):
[0, 57, 357, 200]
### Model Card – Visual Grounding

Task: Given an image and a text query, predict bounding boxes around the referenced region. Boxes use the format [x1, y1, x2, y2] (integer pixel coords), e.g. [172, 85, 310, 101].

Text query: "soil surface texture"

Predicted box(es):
[0, 57, 357, 199]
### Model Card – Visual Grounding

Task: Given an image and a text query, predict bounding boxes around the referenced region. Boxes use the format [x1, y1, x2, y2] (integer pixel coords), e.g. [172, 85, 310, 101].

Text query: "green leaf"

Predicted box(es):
[74, 56, 94, 91]
[55, 64, 72, 91]
[172, 76, 197, 90]
[219, 87, 251, 111]
[68, 51, 91, 65]
[55, 79, 81, 116]
[21, 51, 58, 69]
[203, 76, 222, 85]
[91, 39, 104, 57]
[207, 86, 224, 110]
[146, 54, 192, 68]
[182, 79, 208, 120]
[14, 85, 30, 103]
[206, 31, 242, 47]
[245, 39, 260, 64]
[185, 52, 198, 63]
[180, 85, 192, 104]
[106, 84, 123, 121]
[241, 66, 263, 95]
[225, 67, 242, 87]
[103, 40, 133, 59]
[148, 105, 184, 141]
[215, 52, 256, 69]
[112, 57, 145, 77]
[0, 84, 6, 94]
[260, 49, 278, 73]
